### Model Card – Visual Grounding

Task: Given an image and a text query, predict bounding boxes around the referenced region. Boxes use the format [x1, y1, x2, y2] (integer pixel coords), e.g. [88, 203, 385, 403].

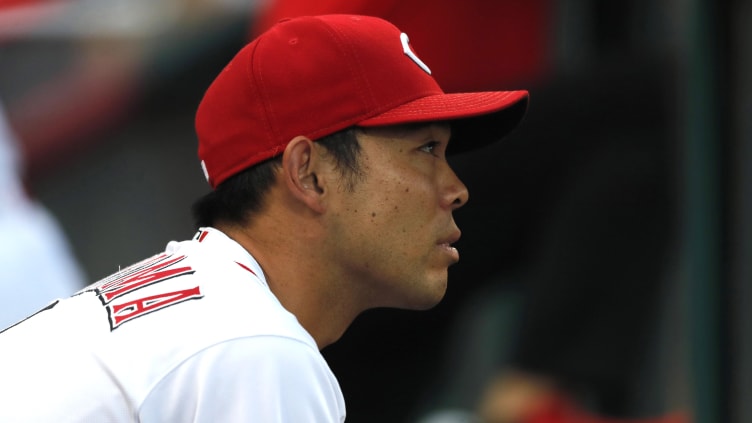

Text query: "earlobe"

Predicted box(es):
[282, 136, 326, 213]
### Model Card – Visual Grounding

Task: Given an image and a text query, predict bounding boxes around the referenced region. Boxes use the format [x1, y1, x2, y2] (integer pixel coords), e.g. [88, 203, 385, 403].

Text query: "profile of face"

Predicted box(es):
[324, 123, 469, 311]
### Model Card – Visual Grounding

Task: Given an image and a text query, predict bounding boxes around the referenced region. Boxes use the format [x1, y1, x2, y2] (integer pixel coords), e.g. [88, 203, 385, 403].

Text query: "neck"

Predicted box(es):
[216, 216, 361, 349]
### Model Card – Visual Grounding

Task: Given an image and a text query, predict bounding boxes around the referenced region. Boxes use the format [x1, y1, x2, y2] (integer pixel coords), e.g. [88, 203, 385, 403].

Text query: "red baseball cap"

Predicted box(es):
[196, 14, 529, 189]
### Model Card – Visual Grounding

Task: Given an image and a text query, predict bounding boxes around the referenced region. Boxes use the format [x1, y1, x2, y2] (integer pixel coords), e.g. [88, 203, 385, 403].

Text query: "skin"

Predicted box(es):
[221, 122, 469, 349]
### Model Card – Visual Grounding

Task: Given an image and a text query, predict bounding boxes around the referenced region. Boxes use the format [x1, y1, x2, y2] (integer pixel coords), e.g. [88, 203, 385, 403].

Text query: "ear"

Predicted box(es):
[281, 136, 327, 213]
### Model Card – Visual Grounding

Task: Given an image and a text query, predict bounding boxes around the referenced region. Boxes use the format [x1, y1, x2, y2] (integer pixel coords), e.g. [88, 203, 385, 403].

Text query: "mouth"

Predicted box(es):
[438, 243, 460, 262]
[437, 230, 461, 263]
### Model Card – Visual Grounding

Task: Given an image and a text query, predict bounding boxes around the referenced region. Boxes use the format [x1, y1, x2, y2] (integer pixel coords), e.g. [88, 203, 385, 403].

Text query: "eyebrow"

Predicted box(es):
[359, 122, 451, 138]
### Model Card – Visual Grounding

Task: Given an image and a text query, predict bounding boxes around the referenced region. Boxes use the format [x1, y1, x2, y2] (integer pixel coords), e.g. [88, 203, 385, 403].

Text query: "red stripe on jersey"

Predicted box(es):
[198, 231, 209, 242]
[235, 261, 257, 277]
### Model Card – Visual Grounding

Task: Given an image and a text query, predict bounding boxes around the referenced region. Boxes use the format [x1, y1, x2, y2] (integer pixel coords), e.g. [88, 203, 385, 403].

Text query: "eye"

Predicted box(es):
[419, 141, 440, 155]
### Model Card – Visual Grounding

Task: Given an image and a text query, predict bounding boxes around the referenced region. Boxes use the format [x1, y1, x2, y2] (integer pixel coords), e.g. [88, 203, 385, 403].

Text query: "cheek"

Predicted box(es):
[368, 185, 423, 224]
[356, 165, 439, 235]
[370, 188, 435, 253]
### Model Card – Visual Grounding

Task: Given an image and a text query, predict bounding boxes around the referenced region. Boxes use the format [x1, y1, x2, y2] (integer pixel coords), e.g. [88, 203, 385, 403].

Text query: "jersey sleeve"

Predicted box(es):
[139, 336, 346, 422]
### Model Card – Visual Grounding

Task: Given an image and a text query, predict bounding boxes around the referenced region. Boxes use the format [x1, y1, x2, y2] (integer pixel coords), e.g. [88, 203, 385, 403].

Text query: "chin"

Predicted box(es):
[380, 272, 449, 310]
[407, 283, 448, 310]
[411, 298, 444, 311]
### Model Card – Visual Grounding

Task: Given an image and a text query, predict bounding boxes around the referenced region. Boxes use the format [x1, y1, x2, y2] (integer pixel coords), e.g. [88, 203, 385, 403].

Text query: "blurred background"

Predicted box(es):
[0, 0, 748, 423]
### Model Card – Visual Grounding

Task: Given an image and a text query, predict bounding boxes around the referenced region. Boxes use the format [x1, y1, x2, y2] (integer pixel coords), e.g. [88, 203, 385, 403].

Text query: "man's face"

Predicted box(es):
[324, 123, 469, 310]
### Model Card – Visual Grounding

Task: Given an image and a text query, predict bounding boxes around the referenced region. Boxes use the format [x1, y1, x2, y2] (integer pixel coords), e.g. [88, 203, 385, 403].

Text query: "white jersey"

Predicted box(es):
[0, 227, 346, 422]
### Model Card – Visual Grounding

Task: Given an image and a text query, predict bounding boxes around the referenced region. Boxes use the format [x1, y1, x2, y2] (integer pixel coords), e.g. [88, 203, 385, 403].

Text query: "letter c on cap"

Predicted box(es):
[400, 33, 431, 75]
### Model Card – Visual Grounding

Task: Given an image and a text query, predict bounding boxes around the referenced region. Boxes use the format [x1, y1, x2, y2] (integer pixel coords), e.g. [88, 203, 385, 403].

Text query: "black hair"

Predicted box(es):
[192, 127, 362, 229]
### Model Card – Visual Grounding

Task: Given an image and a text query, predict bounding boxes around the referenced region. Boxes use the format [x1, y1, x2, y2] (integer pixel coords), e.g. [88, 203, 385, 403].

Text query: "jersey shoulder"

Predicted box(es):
[140, 336, 346, 422]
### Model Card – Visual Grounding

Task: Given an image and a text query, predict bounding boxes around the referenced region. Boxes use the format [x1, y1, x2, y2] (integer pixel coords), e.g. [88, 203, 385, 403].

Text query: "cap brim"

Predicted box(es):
[358, 90, 529, 154]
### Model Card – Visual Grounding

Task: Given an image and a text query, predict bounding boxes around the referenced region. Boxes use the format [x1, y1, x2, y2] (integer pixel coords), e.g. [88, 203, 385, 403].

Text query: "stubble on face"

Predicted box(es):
[325, 123, 465, 311]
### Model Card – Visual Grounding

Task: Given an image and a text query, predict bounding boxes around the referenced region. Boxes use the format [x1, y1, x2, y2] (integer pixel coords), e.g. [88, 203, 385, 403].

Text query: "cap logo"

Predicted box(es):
[200, 160, 210, 183]
[400, 33, 431, 75]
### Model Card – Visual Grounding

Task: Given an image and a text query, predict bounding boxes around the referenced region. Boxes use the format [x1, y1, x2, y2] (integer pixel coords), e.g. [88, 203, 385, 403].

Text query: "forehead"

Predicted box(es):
[357, 122, 451, 140]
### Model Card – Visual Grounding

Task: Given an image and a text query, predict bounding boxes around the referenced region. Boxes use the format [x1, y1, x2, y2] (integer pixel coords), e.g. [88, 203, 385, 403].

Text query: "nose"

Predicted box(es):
[443, 164, 469, 210]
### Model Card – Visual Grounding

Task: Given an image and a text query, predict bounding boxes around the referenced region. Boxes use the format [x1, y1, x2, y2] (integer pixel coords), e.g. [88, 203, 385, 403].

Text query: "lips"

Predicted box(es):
[437, 229, 461, 246]
[437, 229, 461, 262]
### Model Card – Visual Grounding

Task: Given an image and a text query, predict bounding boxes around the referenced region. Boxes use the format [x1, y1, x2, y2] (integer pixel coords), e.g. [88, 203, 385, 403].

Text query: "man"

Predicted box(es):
[0, 15, 527, 421]
[253, 5, 685, 423]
